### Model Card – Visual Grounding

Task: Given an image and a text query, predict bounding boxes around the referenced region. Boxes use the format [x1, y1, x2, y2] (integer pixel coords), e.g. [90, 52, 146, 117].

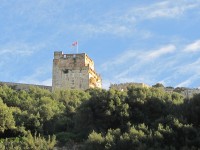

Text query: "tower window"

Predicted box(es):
[63, 69, 69, 74]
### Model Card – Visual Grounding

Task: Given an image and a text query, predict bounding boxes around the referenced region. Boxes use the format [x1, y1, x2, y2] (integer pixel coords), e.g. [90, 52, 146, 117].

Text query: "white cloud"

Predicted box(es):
[0, 42, 43, 56]
[0, 49, 32, 56]
[143, 45, 176, 60]
[18, 64, 52, 86]
[101, 39, 200, 88]
[1, 0, 200, 89]
[156, 55, 200, 88]
[176, 74, 200, 87]
[127, 0, 200, 20]
[72, 23, 133, 38]
[101, 50, 140, 70]
[174, 57, 200, 76]
[101, 44, 177, 88]
[0, 42, 46, 71]
[176, 79, 193, 87]
[184, 40, 200, 52]
[2, 0, 200, 40]
[66, 0, 200, 39]
[102, 44, 176, 71]
[146, 2, 194, 19]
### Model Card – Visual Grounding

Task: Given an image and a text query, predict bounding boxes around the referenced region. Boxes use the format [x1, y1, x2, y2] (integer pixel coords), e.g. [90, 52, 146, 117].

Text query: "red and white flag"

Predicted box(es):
[72, 41, 78, 46]
[71, 41, 79, 53]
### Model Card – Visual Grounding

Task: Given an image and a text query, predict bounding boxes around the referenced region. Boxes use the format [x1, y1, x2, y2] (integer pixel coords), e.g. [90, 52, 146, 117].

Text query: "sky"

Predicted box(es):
[1, 0, 200, 89]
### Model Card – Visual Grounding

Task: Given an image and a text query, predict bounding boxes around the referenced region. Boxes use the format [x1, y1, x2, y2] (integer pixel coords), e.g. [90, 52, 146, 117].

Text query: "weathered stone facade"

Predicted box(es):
[0, 81, 52, 91]
[110, 82, 150, 91]
[52, 51, 101, 91]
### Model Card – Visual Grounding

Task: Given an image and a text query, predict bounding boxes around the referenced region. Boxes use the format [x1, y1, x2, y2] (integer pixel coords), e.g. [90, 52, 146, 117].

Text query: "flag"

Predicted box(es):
[72, 41, 78, 46]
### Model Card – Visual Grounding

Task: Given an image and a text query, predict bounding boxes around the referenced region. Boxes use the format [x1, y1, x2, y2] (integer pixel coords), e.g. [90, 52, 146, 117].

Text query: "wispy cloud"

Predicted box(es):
[176, 73, 200, 87]
[147, 2, 196, 19]
[0, 42, 46, 70]
[18, 64, 52, 86]
[101, 39, 200, 88]
[176, 77, 194, 87]
[125, 0, 200, 21]
[102, 44, 176, 71]
[143, 45, 176, 60]
[101, 50, 140, 70]
[0, 44, 33, 55]
[71, 22, 134, 38]
[65, 0, 200, 39]
[1, 0, 200, 89]
[115, 45, 176, 81]
[0, 42, 38, 56]
[156, 52, 200, 88]
[2, 0, 199, 40]
[184, 40, 200, 52]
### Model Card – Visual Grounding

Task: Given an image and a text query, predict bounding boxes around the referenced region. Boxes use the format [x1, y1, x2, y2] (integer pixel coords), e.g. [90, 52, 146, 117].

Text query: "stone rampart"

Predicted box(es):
[0, 81, 52, 91]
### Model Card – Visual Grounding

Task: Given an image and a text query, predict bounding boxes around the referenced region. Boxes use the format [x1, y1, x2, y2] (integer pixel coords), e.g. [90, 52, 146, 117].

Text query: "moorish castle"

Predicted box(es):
[0, 51, 102, 91]
[52, 51, 101, 91]
[1, 51, 200, 98]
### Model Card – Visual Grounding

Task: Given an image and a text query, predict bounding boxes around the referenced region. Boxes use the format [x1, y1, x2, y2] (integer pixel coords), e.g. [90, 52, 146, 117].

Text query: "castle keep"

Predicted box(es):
[52, 51, 102, 91]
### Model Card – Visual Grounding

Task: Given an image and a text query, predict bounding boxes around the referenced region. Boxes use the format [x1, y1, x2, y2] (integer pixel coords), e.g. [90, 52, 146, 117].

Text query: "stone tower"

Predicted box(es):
[52, 51, 102, 91]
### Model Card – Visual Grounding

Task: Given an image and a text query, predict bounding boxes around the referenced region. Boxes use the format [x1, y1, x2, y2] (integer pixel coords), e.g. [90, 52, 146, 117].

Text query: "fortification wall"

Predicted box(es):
[0, 81, 52, 91]
[110, 82, 149, 91]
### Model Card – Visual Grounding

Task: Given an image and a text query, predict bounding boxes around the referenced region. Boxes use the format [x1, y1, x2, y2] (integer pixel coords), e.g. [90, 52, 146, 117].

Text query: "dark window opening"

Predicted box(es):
[63, 69, 69, 74]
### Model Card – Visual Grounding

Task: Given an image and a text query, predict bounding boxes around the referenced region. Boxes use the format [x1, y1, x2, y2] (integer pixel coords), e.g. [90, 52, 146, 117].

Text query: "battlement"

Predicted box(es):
[54, 51, 85, 59]
[54, 51, 94, 70]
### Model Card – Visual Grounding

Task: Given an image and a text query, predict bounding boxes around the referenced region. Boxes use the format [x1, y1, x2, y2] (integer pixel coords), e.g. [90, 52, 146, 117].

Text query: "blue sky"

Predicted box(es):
[1, 0, 200, 89]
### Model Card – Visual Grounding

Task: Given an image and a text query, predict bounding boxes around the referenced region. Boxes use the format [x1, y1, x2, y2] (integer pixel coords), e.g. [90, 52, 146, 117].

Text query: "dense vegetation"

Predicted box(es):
[0, 85, 200, 149]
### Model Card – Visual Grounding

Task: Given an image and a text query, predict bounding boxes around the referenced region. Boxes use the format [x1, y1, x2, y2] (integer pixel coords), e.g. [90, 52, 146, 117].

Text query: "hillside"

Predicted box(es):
[0, 84, 200, 149]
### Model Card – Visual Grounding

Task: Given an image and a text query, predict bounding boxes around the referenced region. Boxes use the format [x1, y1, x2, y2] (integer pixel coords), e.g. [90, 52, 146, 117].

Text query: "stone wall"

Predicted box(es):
[0, 81, 52, 91]
[110, 82, 150, 91]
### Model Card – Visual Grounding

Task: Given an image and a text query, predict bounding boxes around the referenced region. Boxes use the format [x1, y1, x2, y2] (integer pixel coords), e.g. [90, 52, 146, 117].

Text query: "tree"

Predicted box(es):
[75, 89, 129, 138]
[152, 83, 164, 88]
[174, 87, 188, 93]
[0, 98, 15, 133]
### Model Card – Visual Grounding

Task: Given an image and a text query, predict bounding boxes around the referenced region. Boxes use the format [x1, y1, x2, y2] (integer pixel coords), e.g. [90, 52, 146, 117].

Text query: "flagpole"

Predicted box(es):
[77, 41, 78, 54]
[72, 41, 78, 54]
